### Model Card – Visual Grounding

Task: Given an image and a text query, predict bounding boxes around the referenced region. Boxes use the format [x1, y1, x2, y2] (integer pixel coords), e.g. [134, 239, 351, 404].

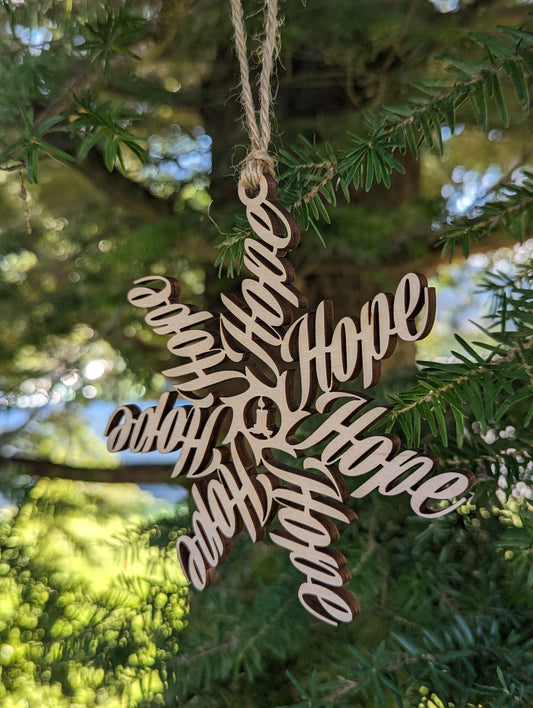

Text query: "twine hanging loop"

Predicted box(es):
[230, 0, 279, 191]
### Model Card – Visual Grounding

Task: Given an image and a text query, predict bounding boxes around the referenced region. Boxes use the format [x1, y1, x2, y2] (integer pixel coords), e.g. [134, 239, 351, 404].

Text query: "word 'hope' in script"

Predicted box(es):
[106, 175, 474, 626]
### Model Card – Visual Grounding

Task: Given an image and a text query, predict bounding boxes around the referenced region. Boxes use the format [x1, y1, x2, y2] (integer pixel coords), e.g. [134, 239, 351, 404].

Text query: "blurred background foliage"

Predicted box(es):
[0, 0, 532, 705]
[0, 476, 188, 707]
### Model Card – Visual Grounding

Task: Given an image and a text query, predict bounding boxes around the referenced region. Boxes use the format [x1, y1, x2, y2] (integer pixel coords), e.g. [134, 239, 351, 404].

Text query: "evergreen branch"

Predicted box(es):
[233, 593, 294, 670]
[176, 638, 240, 668]
[389, 334, 533, 434]
[518, 341, 533, 386]
[386, 261, 533, 491]
[219, 23, 533, 274]
[70, 93, 145, 171]
[34, 66, 96, 131]
[0, 7, 148, 184]
[80, 5, 148, 82]
[313, 603, 533, 706]
[439, 171, 533, 258]
[214, 215, 250, 277]
[324, 677, 359, 704]
[0, 161, 25, 171]
[0, 108, 74, 183]
[389, 372, 471, 421]
[440, 446, 531, 471]
[297, 26, 533, 207]
[323, 650, 463, 705]
[291, 161, 338, 210]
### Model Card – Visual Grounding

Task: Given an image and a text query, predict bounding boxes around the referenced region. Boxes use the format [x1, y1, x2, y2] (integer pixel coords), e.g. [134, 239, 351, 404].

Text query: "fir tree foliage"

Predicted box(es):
[217, 21, 533, 271]
[437, 172, 533, 258]
[160, 494, 533, 707]
[387, 258, 533, 505]
[0, 2, 532, 706]
[0, 477, 188, 707]
[0, 2, 147, 178]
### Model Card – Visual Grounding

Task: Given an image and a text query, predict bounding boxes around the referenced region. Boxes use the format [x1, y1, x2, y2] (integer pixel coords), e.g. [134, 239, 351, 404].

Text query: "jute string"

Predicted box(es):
[230, 0, 279, 190]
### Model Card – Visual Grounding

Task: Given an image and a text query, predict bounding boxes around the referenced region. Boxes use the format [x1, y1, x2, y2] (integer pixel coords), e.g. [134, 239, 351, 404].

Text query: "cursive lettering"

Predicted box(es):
[265, 455, 359, 626]
[176, 438, 276, 588]
[105, 173, 474, 626]
[281, 272, 436, 394]
[128, 276, 244, 404]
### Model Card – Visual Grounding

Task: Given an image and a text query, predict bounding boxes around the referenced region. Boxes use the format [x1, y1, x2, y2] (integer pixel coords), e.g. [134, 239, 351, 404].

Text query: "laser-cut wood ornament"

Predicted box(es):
[105, 175, 475, 626]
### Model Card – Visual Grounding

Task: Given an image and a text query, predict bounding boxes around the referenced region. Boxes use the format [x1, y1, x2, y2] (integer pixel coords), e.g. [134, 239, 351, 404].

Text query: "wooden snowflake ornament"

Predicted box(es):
[105, 175, 474, 626]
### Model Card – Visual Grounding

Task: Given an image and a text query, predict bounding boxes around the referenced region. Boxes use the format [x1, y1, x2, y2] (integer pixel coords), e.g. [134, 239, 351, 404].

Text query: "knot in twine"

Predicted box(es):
[230, 0, 279, 192]
[240, 149, 276, 192]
